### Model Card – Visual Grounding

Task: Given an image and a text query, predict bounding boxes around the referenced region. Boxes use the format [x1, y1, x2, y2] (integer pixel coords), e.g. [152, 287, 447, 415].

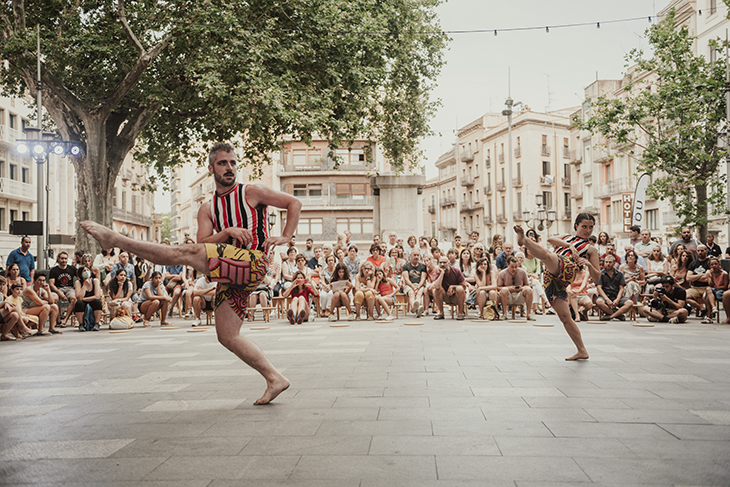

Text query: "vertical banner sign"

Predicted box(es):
[622, 194, 633, 233]
[631, 173, 650, 230]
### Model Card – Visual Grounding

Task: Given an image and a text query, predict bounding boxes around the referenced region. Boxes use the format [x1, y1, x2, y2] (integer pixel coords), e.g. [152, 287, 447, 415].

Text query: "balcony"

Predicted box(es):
[593, 177, 636, 199]
[297, 194, 373, 207]
[571, 180, 583, 198]
[440, 197, 455, 207]
[498, 153, 505, 163]
[484, 184, 492, 195]
[460, 149, 474, 162]
[514, 146, 521, 158]
[439, 223, 457, 231]
[540, 175, 555, 186]
[460, 174, 475, 186]
[485, 158, 491, 168]
[192, 185, 203, 200]
[483, 215, 493, 225]
[496, 181, 506, 191]
[496, 213, 507, 223]
[662, 211, 681, 225]
[541, 145, 551, 156]
[0, 177, 35, 202]
[113, 207, 153, 227]
[513, 211, 523, 221]
[473, 200, 483, 209]
[278, 160, 371, 175]
[512, 175, 522, 186]
[561, 177, 571, 187]
[569, 149, 582, 164]
[0, 125, 22, 145]
[428, 204, 436, 214]
[121, 170, 132, 182]
[461, 200, 473, 211]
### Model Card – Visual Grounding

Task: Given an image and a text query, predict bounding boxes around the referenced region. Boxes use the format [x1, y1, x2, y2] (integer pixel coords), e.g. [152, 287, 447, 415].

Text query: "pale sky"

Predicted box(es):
[422, 0, 660, 178]
[156, 0, 662, 212]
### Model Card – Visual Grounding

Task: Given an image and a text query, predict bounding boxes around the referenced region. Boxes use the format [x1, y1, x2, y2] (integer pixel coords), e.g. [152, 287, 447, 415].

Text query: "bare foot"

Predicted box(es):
[81, 221, 118, 250]
[254, 376, 291, 405]
[514, 225, 526, 247]
[565, 351, 589, 361]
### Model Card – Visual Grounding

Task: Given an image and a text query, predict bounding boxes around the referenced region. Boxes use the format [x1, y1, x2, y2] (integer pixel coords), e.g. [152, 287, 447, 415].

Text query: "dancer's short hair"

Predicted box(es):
[208, 142, 236, 166]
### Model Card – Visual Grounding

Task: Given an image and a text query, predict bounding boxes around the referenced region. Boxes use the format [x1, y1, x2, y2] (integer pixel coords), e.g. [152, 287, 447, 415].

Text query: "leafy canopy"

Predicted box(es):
[576, 9, 728, 238]
[0, 0, 446, 180]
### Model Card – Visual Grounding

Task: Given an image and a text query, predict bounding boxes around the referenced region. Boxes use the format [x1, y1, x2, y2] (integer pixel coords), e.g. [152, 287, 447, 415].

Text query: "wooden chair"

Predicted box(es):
[393, 293, 408, 319]
[272, 296, 287, 319]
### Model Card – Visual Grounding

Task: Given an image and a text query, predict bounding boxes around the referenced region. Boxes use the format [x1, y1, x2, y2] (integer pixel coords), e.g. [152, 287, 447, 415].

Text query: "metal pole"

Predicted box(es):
[505, 98, 514, 235]
[726, 29, 730, 249]
[35, 24, 45, 269]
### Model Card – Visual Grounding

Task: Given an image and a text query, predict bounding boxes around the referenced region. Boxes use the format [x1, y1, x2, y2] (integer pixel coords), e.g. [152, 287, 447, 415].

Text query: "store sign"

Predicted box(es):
[622, 193, 633, 233]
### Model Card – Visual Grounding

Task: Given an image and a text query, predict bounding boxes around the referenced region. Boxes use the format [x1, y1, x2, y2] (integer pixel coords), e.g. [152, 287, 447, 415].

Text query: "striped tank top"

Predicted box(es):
[210, 183, 269, 253]
[554, 234, 592, 258]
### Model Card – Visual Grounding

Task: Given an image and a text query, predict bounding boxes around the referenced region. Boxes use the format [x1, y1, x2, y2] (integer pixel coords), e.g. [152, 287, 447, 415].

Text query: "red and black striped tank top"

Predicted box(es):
[554, 234, 592, 258]
[210, 183, 269, 253]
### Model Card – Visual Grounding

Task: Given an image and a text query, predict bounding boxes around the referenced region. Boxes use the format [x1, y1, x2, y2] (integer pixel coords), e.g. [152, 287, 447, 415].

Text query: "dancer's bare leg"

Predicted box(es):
[514, 225, 561, 276]
[214, 300, 289, 404]
[82, 221, 208, 276]
[552, 298, 589, 360]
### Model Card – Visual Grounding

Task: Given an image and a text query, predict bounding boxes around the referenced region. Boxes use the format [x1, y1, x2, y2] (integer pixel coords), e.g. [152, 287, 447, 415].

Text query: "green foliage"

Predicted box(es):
[160, 212, 171, 242]
[576, 9, 728, 240]
[0, 0, 445, 186]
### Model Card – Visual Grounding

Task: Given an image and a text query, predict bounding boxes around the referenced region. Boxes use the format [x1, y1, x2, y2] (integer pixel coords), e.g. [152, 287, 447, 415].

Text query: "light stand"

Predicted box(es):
[523, 194, 556, 232]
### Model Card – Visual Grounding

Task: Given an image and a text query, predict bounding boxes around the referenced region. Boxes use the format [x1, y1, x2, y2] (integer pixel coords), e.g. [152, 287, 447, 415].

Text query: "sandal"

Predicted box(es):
[701, 317, 714, 324]
[143, 320, 151, 328]
[49, 329, 63, 334]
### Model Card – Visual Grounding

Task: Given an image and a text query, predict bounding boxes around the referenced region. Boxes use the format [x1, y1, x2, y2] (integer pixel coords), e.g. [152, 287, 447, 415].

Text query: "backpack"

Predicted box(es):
[482, 300, 497, 321]
[82, 304, 95, 331]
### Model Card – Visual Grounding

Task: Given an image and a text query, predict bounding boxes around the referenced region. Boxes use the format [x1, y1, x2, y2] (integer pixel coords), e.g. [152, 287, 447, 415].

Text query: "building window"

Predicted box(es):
[9, 164, 16, 180]
[542, 191, 553, 209]
[542, 161, 550, 176]
[646, 209, 658, 230]
[292, 150, 307, 166]
[293, 184, 307, 197]
[22, 211, 29, 221]
[335, 148, 366, 165]
[611, 201, 622, 223]
[0, 160, 4, 178]
[336, 217, 373, 234]
[297, 218, 323, 235]
[431, 221, 436, 237]
[113, 188, 117, 207]
[336, 183, 367, 200]
[516, 192, 522, 215]
[9, 114, 16, 129]
[10, 209, 17, 223]
[121, 190, 126, 210]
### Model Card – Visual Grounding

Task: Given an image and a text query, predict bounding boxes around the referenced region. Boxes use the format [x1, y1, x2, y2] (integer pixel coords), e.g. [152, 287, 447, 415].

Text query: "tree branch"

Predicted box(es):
[12, 0, 24, 31]
[117, 0, 144, 55]
[97, 33, 172, 119]
[109, 102, 161, 166]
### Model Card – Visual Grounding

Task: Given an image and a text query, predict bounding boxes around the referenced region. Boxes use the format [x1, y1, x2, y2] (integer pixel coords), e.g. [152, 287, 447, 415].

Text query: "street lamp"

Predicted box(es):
[15, 132, 84, 269]
[268, 210, 277, 230]
[523, 194, 556, 232]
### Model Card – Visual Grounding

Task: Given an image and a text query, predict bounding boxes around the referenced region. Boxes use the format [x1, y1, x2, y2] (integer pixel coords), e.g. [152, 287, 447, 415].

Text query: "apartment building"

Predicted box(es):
[277, 139, 392, 247]
[111, 153, 159, 244]
[422, 147, 458, 241]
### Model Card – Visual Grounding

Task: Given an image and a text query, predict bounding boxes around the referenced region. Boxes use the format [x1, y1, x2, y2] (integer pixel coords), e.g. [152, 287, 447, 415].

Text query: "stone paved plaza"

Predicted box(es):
[1, 312, 730, 486]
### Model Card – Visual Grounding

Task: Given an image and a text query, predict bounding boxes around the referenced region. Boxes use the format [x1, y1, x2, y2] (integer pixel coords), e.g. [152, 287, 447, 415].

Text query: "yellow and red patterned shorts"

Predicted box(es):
[543, 254, 579, 304]
[205, 243, 268, 319]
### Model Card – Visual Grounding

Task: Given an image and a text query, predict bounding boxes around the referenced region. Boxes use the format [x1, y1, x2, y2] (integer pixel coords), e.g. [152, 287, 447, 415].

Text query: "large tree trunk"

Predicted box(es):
[695, 183, 708, 243]
[73, 118, 116, 255]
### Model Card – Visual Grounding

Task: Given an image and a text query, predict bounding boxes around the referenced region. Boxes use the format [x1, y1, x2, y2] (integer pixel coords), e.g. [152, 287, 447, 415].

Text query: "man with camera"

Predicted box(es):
[639, 275, 688, 323]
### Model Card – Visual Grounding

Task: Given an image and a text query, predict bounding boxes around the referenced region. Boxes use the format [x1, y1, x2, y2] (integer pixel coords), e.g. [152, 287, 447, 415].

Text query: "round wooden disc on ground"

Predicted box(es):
[533, 323, 554, 327]
[404, 322, 423, 326]
[471, 319, 491, 323]
[330, 323, 350, 327]
[109, 329, 131, 334]
[507, 320, 527, 323]
[375, 320, 394, 324]
[187, 328, 208, 332]
[160, 326, 180, 330]
[632, 323, 654, 327]
[250, 326, 270, 330]
[590, 321, 608, 324]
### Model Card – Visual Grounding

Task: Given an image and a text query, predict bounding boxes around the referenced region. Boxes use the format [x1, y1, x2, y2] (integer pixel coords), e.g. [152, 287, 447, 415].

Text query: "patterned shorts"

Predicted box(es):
[205, 243, 268, 320]
[543, 254, 579, 305]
